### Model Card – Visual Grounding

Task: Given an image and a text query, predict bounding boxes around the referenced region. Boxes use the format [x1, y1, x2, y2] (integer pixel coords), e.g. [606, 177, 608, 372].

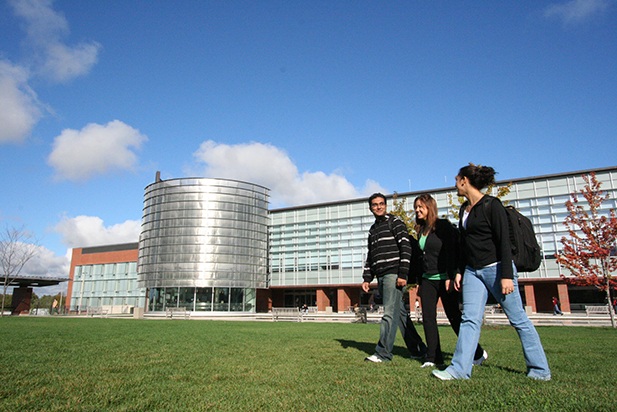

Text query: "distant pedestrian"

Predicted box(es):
[552, 297, 563, 315]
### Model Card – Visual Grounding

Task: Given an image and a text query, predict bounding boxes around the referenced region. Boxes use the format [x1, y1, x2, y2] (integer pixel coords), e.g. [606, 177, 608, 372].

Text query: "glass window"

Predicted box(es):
[165, 287, 178, 309]
[118, 279, 128, 293]
[116, 262, 128, 274]
[149, 288, 165, 311]
[230, 288, 244, 311]
[128, 262, 137, 274]
[245, 288, 255, 312]
[195, 287, 212, 311]
[179, 287, 195, 310]
[214, 287, 229, 311]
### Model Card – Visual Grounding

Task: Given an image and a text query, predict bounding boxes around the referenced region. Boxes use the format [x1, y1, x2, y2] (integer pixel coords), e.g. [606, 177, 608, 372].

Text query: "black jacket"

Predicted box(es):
[420, 219, 459, 280]
[458, 195, 514, 279]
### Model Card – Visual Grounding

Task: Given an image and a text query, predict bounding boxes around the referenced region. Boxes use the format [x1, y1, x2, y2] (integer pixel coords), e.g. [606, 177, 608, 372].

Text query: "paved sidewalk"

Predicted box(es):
[62, 309, 615, 327]
[483, 311, 614, 327]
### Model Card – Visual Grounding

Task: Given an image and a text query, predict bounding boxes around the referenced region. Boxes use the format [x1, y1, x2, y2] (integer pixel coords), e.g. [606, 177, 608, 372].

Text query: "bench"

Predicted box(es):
[86, 306, 108, 318]
[413, 307, 447, 321]
[484, 305, 503, 315]
[271, 307, 302, 322]
[166, 307, 190, 319]
[585, 305, 610, 316]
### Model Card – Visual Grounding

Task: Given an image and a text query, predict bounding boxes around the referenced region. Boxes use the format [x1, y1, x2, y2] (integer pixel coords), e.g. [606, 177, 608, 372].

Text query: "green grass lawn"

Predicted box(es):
[0, 317, 615, 412]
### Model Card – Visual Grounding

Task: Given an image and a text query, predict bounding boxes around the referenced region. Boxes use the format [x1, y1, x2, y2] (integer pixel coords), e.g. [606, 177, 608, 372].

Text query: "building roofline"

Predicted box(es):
[143, 175, 270, 193]
[81, 242, 139, 254]
[269, 165, 617, 212]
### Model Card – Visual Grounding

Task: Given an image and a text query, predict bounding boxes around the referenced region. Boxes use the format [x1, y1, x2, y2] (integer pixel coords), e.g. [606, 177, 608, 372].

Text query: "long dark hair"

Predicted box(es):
[458, 164, 497, 190]
[414, 194, 438, 236]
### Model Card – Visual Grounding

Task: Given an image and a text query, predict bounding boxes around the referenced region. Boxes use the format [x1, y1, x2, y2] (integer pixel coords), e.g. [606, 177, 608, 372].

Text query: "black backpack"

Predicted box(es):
[484, 199, 542, 273]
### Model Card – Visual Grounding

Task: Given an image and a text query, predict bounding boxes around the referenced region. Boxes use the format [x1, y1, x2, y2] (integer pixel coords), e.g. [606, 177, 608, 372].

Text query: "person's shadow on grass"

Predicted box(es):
[437, 351, 527, 376]
[335, 339, 416, 359]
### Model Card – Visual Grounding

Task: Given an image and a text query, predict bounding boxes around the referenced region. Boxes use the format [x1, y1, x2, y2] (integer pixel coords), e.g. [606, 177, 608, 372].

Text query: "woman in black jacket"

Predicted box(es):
[414, 194, 486, 368]
[432, 164, 550, 381]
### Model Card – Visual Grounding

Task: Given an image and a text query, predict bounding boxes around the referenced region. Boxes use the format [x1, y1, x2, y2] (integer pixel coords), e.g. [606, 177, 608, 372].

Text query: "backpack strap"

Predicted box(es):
[386, 214, 394, 234]
[482, 196, 495, 230]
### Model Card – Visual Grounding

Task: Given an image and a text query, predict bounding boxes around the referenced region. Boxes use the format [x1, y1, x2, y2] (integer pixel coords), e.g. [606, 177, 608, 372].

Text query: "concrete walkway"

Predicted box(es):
[58, 309, 615, 327]
[130, 310, 615, 327]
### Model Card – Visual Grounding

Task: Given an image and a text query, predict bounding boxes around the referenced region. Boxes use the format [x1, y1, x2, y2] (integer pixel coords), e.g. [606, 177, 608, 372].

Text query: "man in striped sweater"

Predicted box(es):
[362, 193, 427, 363]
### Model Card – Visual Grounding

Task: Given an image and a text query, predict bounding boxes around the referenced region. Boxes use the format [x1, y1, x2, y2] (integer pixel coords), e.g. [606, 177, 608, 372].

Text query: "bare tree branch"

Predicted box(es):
[1, 224, 40, 316]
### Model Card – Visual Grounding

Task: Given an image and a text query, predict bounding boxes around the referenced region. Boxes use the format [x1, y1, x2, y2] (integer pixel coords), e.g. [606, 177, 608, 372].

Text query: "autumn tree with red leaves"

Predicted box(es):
[555, 173, 617, 328]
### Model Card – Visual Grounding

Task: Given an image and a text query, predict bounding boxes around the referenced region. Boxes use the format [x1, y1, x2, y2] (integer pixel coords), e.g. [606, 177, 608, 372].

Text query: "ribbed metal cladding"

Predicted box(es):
[137, 177, 269, 289]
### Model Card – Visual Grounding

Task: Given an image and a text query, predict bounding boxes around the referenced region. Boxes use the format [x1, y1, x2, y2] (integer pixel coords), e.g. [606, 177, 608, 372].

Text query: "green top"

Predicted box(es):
[419, 234, 448, 281]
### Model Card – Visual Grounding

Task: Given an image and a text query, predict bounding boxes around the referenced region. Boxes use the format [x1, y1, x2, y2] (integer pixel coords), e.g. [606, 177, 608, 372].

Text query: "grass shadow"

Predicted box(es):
[335, 338, 374, 356]
[335, 338, 422, 361]
[438, 351, 527, 377]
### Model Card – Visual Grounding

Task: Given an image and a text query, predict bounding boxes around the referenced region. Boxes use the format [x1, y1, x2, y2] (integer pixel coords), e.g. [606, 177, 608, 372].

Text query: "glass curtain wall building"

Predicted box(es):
[64, 166, 617, 314]
[67, 243, 145, 314]
[137, 177, 269, 313]
[268, 167, 617, 313]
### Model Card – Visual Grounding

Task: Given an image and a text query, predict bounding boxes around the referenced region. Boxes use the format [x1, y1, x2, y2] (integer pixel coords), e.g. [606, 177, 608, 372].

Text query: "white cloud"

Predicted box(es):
[40, 41, 101, 83]
[9, 0, 101, 83]
[0, 0, 101, 144]
[22, 244, 69, 278]
[2, 243, 70, 297]
[543, 0, 614, 25]
[54, 215, 141, 248]
[47, 120, 148, 181]
[192, 140, 387, 207]
[0, 60, 42, 143]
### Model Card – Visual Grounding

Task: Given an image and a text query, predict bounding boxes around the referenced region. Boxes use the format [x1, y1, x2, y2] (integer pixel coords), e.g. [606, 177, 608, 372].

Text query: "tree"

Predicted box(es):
[555, 173, 617, 328]
[0, 225, 39, 317]
[391, 193, 416, 236]
[446, 182, 512, 221]
[31, 292, 65, 315]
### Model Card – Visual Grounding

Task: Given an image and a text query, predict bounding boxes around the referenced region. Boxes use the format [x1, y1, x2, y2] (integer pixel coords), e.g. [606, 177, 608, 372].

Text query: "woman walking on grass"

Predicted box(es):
[414, 194, 487, 369]
[432, 164, 551, 381]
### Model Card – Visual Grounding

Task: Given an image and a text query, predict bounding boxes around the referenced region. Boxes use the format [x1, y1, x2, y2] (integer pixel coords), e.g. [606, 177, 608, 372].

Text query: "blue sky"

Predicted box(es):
[1, 0, 616, 292]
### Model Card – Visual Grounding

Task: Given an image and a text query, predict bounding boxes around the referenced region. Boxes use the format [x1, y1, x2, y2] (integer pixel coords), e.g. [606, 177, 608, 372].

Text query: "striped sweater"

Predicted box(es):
[362, 214, 412, 282]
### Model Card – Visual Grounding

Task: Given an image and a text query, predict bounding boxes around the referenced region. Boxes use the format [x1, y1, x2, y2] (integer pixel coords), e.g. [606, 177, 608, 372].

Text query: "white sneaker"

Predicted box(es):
[473, 350, 488, 366]
[432, 369, 455, 380]
[365, 355, 383, 363]
[421, 362, 435, 368]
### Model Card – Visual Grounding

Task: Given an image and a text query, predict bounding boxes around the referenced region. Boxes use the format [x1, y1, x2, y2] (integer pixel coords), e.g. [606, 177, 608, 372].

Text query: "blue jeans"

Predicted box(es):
[446, 263, 551, 380]
[374, 274, 403, 361]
